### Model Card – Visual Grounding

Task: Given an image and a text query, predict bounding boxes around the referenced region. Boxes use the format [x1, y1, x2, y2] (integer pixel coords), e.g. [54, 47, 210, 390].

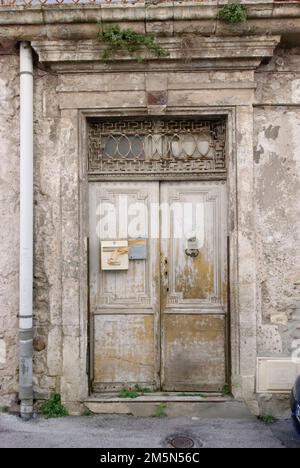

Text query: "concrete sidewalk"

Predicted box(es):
[0, 413, 299, 448]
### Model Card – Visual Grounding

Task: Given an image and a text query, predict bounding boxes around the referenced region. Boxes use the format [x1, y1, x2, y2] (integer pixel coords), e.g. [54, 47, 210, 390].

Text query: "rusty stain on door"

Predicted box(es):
[175, 251, 214, 300]
[163, 314, 226, 391]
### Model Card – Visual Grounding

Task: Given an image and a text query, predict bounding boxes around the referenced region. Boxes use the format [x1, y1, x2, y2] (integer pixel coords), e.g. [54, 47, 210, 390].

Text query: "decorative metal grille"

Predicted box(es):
[0, 0, 196, 6]
[88, 118, 226, 178]
[2, 0, 296, 8]
[0, 0, 152, 5]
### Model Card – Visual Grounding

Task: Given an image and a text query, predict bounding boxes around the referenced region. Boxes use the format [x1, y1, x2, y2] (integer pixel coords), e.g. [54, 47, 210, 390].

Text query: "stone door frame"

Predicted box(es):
[58, 104, 256, 407]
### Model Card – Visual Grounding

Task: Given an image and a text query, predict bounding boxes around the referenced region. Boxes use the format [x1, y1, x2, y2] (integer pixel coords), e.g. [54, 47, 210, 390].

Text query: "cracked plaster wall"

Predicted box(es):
[0, 53, 19, 406]
[1, 45, 300, 407]
[32, 67, 63, 399]
[0, 58, 64, 405]
[254, 47, 300, 359]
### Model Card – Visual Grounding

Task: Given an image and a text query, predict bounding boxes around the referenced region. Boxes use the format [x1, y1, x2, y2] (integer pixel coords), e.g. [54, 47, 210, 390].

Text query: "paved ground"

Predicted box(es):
[0, 413, 299, 448]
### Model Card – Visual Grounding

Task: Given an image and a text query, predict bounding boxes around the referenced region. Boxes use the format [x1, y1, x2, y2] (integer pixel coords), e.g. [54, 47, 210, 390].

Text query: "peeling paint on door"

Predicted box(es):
[160, 182, 228, 392]
[89, 181, 228, 392]
[163, 314, 226, 391]
[175, 250, 215, 300]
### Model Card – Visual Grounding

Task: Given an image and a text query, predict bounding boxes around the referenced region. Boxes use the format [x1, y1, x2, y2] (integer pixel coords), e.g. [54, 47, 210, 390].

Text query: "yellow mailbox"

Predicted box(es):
[101, 240, 129, 271]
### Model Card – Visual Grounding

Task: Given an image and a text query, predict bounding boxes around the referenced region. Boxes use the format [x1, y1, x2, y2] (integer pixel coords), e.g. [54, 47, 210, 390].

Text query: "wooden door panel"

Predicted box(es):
[89, 182, 160, 391]
[93, 315, 155, 392]
[163, 314, 226, 391]
[90, 180, 228, 392]
[161, 182, 227, 312]
[161, 181, 227, 391]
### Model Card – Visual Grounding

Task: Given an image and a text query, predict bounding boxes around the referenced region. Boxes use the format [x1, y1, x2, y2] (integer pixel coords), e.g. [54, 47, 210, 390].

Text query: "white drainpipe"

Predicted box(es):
[19, 42, 34, 420]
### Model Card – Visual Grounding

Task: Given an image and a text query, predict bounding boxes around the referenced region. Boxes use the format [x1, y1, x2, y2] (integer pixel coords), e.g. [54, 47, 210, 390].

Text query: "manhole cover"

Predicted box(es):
[170, 435, 195, 448]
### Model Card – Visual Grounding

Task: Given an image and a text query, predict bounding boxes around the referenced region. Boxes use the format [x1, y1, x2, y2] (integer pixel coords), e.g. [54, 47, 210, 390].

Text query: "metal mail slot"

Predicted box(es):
[128, 238, 148, 260]
[101, 240, 129, 270]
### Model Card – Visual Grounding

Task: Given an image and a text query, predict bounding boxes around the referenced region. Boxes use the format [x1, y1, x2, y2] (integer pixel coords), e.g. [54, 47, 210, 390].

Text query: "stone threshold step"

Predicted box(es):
[86, 393, 232, 403]
[84, 394, 252, 418]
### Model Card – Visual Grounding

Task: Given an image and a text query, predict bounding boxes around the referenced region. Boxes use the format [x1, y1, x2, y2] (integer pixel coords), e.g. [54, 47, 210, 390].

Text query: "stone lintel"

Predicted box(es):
[31, 36, 280, 71]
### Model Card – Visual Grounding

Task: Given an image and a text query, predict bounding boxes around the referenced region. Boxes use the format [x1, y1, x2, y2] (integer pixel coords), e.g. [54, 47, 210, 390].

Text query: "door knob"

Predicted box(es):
[185, 248, 199, 258]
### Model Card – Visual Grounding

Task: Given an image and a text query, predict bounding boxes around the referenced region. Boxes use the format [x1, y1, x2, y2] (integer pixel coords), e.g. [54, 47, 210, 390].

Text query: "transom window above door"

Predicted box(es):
[88, 117, 227, 179]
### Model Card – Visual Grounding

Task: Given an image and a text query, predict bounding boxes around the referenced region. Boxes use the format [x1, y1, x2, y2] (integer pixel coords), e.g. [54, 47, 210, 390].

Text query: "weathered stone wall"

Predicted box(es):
[0, 52, 19, 406]
[33, 60, 258, 407]
[254, 47, 300, 358]
[32, 67, 63, 399]
[32, 67, 89, 409]
[1, 41, 300, 412]
[0, 55, 66, 404]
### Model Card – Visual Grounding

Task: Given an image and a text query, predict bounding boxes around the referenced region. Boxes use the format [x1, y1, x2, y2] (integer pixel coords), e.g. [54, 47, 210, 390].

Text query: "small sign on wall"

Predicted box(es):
[101, 240, 129, 271]
[128, 238, 148, 261]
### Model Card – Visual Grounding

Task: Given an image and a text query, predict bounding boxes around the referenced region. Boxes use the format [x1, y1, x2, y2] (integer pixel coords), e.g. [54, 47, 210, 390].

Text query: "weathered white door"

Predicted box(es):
[89, 182, 160, 392]
[89, 181, 227, 392]
[160, 182, 228, 392]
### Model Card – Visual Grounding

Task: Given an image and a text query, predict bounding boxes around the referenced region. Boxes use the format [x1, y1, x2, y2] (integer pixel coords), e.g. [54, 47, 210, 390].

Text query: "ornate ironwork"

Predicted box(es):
[3, 0, 290, 7]
[88, 118, 226, 177]
[0, 0, 144, 5]
[1, 0, 236, 7]
[0, 0, 201, 5]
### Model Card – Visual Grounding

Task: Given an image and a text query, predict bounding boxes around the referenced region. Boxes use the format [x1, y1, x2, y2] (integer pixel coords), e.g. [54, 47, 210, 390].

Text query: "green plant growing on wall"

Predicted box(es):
[177, 392, 208, 398]
[82, 407, 94, 417]
[217, 2, 247, 24]
[258, 414, 277, 425]
[153, 403, 167, 417]
[222, 384, 231, 396]
[41, 393, 69, 418]
[119, 385, 151, 399]
[119, 387, 140, 399]
[98, 25, 168, 62]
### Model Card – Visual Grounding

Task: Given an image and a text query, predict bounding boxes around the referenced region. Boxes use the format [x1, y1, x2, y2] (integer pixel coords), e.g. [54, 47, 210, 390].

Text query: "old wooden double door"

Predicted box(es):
[89, 181, 228, 392]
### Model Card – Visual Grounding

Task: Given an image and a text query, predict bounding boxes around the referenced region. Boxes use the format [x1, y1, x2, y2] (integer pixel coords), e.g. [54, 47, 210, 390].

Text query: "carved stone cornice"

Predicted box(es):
[0, 3, 299, 42]
[32, 35, 280, 72]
